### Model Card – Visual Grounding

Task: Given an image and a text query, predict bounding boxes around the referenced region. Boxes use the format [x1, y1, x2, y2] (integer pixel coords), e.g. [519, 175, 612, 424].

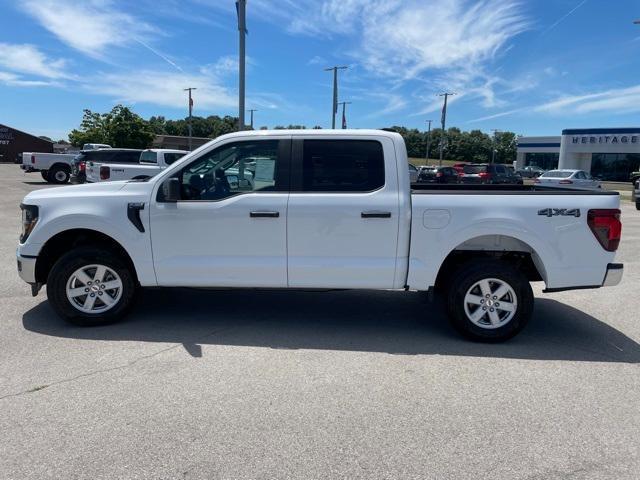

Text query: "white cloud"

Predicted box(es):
[82, 69, 237, 110]
[20, 0, 156, 57]
[536, 85, 640, 115]
[307, 55, 327, 66]
[0, 43, 69, 79]
[0, 71, 55, 87]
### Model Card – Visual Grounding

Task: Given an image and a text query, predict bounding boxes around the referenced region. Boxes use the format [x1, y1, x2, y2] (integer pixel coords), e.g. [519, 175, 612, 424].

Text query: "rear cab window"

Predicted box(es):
[297, 139, 385, 192]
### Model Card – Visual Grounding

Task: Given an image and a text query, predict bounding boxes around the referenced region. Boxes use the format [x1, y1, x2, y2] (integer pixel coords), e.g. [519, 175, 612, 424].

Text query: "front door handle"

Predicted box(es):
[250, 211, 280, 218]
[361, 211, 391, 218]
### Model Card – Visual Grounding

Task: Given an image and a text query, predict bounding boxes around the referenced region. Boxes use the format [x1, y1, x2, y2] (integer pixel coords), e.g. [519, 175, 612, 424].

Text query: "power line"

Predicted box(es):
[324, 66, 348, 128]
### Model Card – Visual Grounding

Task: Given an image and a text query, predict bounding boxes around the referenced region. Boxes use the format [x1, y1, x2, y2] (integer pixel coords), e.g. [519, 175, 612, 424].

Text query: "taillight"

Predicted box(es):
[79, 161, 86, 172]
[31, 155, 35, 164]
[587, 209, 621, 252]
[559, 179, 573, 184]
[100, 165, 110, 180]
[436, 172, 443, 177]
[479, 172, 489, 179]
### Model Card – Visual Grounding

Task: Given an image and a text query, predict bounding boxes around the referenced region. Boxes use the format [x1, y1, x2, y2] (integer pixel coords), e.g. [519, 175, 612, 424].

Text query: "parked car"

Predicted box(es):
[534, 169, 601, 190]
[72, 149, 143, 183]
[82, 143, 112, 151]
[452, 162, 468, 174]
[417, 166, 459, 183]
[408, 163, 419, 183]
[16, 130, 623, 342]
[20, 152, 77, 183]
[505, 165, 524, 185]
[460, 163, 520, 184]
[630, 171, 640, 185]
[88, 149, 188, 183]
[517, 165, 546, 178]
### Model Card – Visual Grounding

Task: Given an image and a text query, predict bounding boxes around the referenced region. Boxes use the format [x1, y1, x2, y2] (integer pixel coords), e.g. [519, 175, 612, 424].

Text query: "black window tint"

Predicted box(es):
[301, 140, 384, 192]
[164, 153, 185, 165]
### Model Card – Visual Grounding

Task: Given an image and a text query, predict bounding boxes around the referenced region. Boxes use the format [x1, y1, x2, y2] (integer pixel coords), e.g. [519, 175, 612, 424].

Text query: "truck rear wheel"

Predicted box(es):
[46, 247, 137, 326]
[40, 170, 48, 181]
[47, 165, 70, 184]
[445, 259, 533, 342]
[636, 200, 640, 211]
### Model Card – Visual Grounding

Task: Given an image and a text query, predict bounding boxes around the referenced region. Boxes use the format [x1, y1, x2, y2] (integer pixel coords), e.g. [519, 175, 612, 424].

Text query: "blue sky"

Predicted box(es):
[1, 0, 640, 140]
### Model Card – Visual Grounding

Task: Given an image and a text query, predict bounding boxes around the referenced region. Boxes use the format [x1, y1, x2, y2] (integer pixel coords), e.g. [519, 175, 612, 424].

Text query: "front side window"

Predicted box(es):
[173, 140, 281, 201]
[164, 153, 185, 165]
[300, 140, 384, 192]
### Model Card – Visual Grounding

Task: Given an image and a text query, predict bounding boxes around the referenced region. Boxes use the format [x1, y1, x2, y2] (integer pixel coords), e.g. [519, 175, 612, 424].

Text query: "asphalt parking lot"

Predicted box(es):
[1, 164, 638, 479]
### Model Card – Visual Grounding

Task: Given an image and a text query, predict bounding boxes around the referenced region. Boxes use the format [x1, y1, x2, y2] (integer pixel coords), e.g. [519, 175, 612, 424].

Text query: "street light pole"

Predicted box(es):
[236, 0, 247, 131]
[183, 87, 197, 151]
[425, 119, 432, 161]
[438, 92, 456, 166]
[324, 66, 348, 128]
[247, 109, 257, 129]
[491, 129, 501, 163]
[338, 101, 352, 129]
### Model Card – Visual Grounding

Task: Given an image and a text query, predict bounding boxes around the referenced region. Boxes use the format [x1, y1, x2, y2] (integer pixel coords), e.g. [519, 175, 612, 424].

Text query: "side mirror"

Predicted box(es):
[163, 177, 181, 202]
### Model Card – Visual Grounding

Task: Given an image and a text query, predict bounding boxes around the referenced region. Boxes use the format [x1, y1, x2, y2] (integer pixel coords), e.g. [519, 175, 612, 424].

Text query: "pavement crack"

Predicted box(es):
[0, 320, 259, 401]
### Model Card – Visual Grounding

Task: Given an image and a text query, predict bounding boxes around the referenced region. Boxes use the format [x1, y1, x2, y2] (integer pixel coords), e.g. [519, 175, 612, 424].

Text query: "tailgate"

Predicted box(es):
[86, 162, 102, 182]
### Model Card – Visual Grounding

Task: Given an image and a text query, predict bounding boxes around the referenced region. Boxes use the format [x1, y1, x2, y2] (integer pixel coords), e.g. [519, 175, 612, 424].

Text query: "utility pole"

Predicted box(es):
[183, 87, 197, 151]
[425, 119, 432, 161]
[491, 129, 501, 163]
[338, 101, 351, 129]
[236, 0, 247, 131]
[247, 109, 257, 129]
[324, 66, 348, 128]
[438, 92, 456, 165]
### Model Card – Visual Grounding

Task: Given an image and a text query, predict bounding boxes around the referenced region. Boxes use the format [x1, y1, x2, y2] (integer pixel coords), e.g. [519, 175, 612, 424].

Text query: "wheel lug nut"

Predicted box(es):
[493, 296, 497, 300]
[485, 294, 490, 298]
[101, 285, 105, 289]
[480, 299, 484, 303]
[490, 308, 495, 312]
[90, 293, 95, 297]
[85, 288, 89, 293]
[482, 306, 487, 310]
[87, 281, 92, 285]
[98, 292, 103, 296]
[495, 302, 499, 307]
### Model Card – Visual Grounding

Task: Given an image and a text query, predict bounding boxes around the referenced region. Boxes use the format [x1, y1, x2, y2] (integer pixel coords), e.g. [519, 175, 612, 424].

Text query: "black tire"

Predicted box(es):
[46, 247, 137, 326]
[47, 165, 70, 184]
[445, 259, 533, 342]
[40, 170, 48, 181]
[636, 201, 640, 211]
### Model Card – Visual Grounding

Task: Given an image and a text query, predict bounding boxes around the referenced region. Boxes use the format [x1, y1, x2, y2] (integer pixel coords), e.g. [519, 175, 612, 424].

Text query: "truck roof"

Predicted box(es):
[214, 129, 403, 140]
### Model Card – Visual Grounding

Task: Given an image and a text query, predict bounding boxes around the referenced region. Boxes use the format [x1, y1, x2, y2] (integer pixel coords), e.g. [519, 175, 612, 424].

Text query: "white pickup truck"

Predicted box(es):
[20, 152, 77, 183]
[16, 130, 624, 341]
[86, 149, 188, 183]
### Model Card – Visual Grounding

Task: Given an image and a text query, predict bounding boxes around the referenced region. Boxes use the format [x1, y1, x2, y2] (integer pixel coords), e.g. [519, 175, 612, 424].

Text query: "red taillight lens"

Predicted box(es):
[436, 172, 443, 177]
[79, 161, 86, 172]
[31, 155, 35, 164]
[479, 172, 489, 178]
[559, 179, 573, 184]
[587, 209, 621, 252]
[99, 165, 110, 180]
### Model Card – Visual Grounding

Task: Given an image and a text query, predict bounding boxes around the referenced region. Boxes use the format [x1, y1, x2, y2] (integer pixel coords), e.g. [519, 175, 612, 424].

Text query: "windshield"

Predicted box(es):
[541, 170, 572, 178]
[463, 165, 487, 174]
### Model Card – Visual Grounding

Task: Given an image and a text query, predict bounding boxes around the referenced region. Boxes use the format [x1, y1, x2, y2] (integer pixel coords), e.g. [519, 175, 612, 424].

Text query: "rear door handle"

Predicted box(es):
[250, 211, 280, 218]
[361, 211, 391, 218]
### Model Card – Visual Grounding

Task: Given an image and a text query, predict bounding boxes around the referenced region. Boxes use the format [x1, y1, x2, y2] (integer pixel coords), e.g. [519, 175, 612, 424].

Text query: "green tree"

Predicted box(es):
[69, 105, 154, 148]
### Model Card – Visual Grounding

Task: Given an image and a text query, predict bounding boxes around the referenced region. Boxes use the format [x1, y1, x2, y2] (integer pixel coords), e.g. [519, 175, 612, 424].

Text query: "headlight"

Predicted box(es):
[20, 204, 39, 243]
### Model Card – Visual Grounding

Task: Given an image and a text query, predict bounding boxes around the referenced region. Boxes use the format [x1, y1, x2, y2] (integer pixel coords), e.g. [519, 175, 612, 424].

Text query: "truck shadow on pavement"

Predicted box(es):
[22, 288, 640, 363]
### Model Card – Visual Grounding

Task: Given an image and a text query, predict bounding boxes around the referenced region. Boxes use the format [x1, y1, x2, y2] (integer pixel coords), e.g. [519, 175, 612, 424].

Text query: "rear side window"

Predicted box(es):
[140, 151, 158, 164]
[110, 151, 141, 163]
[300, 140, 384, 192]
[164, 152, 186, 165]
[543, 170, 572, 178]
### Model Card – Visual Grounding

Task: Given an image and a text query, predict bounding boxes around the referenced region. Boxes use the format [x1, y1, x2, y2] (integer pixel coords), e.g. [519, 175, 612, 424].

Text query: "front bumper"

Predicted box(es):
[16, 251, 37, 284]
[602, 263, 623, 287]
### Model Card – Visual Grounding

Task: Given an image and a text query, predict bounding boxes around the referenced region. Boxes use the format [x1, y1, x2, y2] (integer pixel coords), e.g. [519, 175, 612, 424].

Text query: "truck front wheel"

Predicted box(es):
[446, 259, 533, 342]
[46, 247, 137, 326]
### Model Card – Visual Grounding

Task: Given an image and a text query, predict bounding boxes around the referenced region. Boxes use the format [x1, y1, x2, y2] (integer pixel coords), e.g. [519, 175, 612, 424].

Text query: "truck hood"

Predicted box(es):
[23, 181, 131, 202]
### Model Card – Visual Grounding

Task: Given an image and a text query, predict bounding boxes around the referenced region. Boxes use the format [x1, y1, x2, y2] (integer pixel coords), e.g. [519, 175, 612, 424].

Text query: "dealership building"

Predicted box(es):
[516, 128, 640, 181]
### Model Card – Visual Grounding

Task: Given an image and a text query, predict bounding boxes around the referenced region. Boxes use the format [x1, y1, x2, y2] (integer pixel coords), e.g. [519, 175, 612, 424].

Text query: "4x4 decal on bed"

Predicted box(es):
[537, 208, 581, 217]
